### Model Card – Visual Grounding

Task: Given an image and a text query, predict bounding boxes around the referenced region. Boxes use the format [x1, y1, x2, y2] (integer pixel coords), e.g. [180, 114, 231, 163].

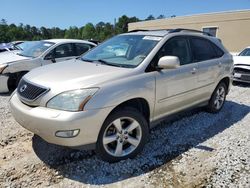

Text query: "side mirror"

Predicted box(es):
[158, 56, 180, 70]
[44, 53, 56, 63]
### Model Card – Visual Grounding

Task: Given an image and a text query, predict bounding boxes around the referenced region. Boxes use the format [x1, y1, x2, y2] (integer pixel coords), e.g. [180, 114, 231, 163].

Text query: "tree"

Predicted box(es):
[0, 15, 140, 43]
[64, 26, 79, 39]
[157, 15, 165, 19]
[145, 15, 155, 21]
[115, 15, 140, 34]
[80, 23, 96, 39]
[0, 19, 7, 25]
[40, 27, 51, 39]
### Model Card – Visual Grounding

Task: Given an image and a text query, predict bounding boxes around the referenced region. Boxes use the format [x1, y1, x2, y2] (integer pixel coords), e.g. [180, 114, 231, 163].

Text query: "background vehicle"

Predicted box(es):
[0, 39, 96, 93]
[10, 29, 233, 162]
[233, 46, 250, 83]
[0, 41, 24, 53]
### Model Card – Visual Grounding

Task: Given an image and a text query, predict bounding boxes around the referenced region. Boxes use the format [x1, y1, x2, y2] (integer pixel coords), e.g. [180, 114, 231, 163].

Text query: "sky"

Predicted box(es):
[1, 0, 250, 29]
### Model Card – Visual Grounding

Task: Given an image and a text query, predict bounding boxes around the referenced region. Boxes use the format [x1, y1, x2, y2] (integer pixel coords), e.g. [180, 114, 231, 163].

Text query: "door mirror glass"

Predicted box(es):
[158, 56, 180, 69]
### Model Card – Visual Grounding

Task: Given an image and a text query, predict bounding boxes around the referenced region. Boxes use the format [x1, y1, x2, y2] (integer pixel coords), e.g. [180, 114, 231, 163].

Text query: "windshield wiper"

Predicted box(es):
[81, 58, 134, 68]
[17, 53, 34, 58]
[96, 59, 126, 67]
[81, 58, 94, 62]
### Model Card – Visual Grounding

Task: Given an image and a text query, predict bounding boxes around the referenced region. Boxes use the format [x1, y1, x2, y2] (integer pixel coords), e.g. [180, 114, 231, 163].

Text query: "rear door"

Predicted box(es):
[189, 37, 224, 100]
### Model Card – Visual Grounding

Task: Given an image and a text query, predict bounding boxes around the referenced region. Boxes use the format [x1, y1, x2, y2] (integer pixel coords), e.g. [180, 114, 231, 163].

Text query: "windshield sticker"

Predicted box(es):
[143, 36, 162, 41]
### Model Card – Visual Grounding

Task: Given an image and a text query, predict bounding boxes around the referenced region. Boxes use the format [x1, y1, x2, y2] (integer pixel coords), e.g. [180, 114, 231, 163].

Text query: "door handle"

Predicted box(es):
[218, 62, 222, 68]
[191, 68, 197, 74]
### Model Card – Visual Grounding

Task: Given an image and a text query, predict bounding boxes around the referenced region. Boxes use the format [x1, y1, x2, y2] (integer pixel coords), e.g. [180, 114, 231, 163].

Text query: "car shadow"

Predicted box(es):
[0, 92, 11, 97]
[32, 100, 250, 185]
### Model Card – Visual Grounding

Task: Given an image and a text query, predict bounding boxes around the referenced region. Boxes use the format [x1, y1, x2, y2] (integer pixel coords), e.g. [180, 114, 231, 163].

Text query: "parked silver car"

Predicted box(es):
[0, 39, 96, 93]
[10, 29, 233, 162]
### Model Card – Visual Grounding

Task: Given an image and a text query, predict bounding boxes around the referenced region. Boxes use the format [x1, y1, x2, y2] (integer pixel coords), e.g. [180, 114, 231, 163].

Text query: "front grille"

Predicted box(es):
[17, 79, 49, 101]
[241, 75, 250, 81]
[234, 68, 250, 74]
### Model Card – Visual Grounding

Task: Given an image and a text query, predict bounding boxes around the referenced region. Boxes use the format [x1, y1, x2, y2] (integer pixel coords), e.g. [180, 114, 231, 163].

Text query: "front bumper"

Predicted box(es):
[233, 73, 250, 83]
[0, 74, 9, 93]
[10, 93, 113, 148]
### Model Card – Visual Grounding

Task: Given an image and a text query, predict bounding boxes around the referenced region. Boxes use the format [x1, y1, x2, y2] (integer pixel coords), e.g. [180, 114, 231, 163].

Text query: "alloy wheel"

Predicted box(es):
[102, 117, 142, 157]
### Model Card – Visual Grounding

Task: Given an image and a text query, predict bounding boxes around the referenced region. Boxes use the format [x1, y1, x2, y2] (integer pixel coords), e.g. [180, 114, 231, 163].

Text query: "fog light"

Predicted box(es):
[55, 129, 80, 138]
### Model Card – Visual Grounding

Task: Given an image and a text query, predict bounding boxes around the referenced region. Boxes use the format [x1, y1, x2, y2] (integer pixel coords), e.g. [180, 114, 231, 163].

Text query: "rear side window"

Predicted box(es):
[75, 43, 93, 56]
[211, 42, 224, 58]
[190, 38, 223, 62]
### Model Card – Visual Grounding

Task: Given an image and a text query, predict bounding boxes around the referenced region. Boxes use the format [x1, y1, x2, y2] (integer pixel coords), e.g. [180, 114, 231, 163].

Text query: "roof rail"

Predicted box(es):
[128, 29, 149, 33]
[169, 28, 212, 36]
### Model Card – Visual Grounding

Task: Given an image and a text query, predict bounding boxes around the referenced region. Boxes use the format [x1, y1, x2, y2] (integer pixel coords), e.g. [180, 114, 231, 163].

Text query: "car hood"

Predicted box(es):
[24, 59, 133, 92]
[233, 56, 250, 65]
[0, 51, 30, 65]
[233, 56, 250, 70]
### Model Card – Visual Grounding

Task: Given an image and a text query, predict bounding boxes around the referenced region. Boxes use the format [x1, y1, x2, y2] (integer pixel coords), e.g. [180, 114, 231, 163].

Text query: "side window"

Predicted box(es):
[159, 37, 192, 66]
[54, 43, 74, 58]
[190, 38, 218, 62]
[211, 43, 224, 58]
[146, 37, 191, 72]
[75, 43, 92, 56]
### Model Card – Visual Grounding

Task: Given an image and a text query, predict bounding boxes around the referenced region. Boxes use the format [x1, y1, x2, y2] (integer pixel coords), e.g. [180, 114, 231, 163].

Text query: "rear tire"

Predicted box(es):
[96, 107, 149, 163]
[207, 82, 227, 113]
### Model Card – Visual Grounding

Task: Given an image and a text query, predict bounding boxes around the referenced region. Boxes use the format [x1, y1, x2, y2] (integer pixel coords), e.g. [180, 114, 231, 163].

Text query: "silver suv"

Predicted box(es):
[10, 29, 233, 162]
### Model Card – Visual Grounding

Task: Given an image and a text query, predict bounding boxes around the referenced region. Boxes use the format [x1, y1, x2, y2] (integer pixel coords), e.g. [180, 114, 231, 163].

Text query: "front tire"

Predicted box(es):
[207, 82, 227, 113]
[96, 108, 149, 162]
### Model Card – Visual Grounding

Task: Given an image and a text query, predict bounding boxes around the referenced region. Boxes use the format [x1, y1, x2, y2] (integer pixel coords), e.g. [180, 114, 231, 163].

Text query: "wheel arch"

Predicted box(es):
[7, 71, 29, 91]
[217, 76, 230, 94]
[105, 97, 151, 125]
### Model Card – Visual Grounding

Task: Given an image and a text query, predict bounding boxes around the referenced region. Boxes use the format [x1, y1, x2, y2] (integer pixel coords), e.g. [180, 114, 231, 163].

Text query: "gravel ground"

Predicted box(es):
[0, 84, 249, 188]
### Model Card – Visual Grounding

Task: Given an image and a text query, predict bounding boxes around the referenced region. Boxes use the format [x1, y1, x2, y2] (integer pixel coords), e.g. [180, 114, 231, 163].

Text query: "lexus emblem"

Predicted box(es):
[20, 84, 27, 93]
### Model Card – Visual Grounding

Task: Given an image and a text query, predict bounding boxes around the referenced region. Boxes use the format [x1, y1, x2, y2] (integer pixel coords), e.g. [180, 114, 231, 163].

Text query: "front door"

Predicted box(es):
[153, 36, 199, 120]
[42, 43, 76, 65]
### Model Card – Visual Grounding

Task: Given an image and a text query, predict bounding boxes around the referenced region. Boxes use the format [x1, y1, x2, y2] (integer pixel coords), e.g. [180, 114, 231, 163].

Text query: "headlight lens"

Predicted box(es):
[0, 64, 7, 74]
[47, 88, 99, 111]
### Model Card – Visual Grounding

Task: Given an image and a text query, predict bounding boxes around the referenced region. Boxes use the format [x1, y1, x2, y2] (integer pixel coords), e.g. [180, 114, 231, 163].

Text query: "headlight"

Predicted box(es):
[0, 64, 8, 74]
[47, 88, 99, 111]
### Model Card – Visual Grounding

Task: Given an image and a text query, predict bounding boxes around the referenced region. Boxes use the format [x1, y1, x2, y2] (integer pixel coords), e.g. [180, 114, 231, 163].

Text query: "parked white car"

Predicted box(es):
[0, 41, 24, 53]
[233, 46, 250, 83]
[0, 39, 96, 93]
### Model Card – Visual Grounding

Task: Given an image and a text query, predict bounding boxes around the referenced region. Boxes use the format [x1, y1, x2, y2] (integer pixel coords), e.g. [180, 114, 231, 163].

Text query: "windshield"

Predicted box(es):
[15, 41, 37, 51]
[18, 41, 55, 58]
[239, 48, 250, 56]
[81, 35, 161, 68]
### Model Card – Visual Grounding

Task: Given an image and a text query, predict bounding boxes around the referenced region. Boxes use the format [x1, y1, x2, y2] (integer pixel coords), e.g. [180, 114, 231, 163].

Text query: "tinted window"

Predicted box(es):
[54, 43, 74, 58]
[75, 43, 93, 56]
[155, 37, 192, 66]
[212, 43, 224, 58]
[191, 38, 218, 62]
